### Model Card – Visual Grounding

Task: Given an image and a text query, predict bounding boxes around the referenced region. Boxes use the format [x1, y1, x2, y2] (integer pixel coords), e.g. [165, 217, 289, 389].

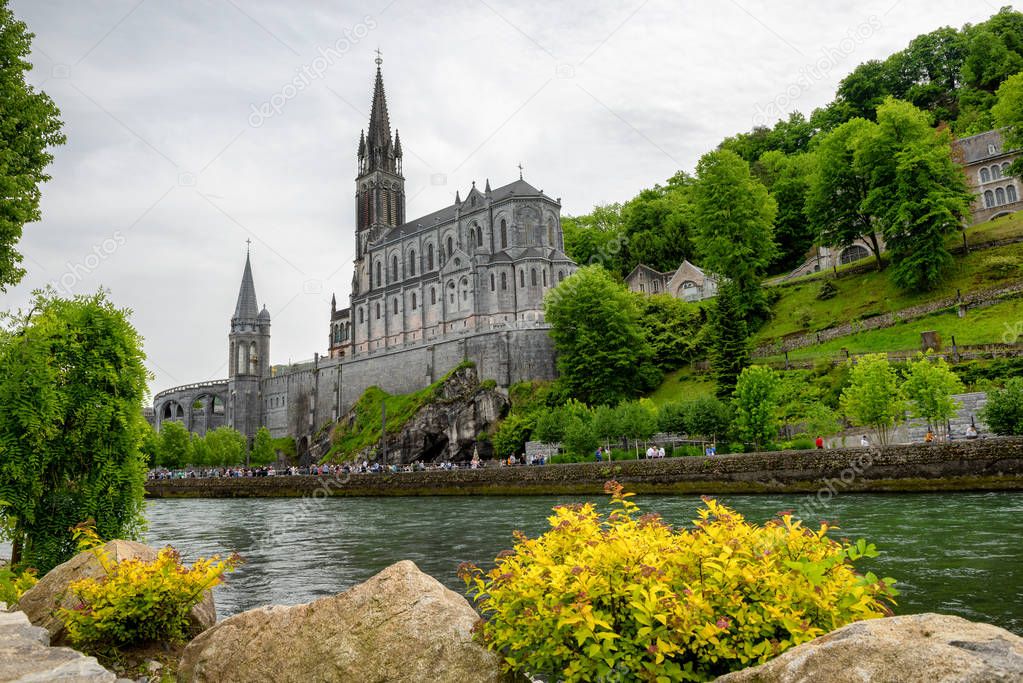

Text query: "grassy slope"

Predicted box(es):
[757, 215, 1023, 344]
[646, 368, 716, 405]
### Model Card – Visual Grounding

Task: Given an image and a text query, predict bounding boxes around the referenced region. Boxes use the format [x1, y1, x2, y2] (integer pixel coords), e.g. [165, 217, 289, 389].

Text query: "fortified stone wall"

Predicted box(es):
[146, 437, 1023, 498]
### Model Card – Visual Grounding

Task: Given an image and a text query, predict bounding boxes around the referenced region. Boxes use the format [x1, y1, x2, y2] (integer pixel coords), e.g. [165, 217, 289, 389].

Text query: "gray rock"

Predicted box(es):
[177, 560, 502, 683]
[0, 609, 117, 682]
[715, 613, 1023, 683]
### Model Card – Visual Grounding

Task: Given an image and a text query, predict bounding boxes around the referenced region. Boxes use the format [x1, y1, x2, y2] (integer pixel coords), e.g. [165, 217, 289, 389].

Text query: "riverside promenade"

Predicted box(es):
[144, 438, 1023, 498]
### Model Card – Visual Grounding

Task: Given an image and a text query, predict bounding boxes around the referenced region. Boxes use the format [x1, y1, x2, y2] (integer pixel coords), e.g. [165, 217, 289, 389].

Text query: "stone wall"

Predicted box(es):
[146, 438, 1023, 498]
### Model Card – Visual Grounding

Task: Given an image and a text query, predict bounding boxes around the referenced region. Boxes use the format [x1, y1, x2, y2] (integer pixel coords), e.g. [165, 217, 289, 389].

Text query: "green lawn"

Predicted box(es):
[646, 367, 716, 406]
[758, 241, 1023, 344]
[760, 297, 1023, 362]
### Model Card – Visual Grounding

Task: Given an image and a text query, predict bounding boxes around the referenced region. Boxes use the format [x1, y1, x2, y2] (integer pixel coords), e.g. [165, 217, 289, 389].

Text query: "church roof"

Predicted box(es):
[381, 178, 550, 243]
[233, 252, 260, 321]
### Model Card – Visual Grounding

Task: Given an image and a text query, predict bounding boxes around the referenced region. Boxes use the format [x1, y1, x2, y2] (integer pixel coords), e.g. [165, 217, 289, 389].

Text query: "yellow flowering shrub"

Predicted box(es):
[460, 482, 897, 682]
[58, 527, 239, 652]
[0, 566, 38, 604]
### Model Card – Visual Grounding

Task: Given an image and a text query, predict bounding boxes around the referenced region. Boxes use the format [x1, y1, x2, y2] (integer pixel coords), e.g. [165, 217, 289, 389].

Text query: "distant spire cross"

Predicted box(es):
[375, 48, 383, 66]
[245, 238, 252, 254]
[517, 162, 524, 180]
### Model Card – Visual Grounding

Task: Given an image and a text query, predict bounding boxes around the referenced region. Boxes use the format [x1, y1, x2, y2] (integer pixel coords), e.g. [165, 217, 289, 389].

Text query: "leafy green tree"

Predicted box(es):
[708, 283, 751, 399]
[980, 377, 1023, 435]
[806, 118, 883, 270]
[158, 421, 191, 470]
[204, 427, 247, 466]
[561, 414, 598, 458]
[840, 354, 906, 446]
[657, 402, 688, 434]
[614, 401, 658, 442]
[561, 203, 626, 273]
[991, 71, 1023, 177]
[755, 151, 817, 274]
[620, 173, 695, 275]
[0, 3, 66, 291]
[903, 354, 965, 439]
[683, 396, 732, 441]
[545, 265, 659, 405]
[692, 150, 778, 324]
[0, 291, 148, 571]
[492, 413, 532, 458]
[635, 293, 707, 371]
[139, 425, 160, 467]
[250, 426, 276, 466]
[732, 366, 781, 450]
[188, 434, 210, 467]
[857, 98, 973, 292]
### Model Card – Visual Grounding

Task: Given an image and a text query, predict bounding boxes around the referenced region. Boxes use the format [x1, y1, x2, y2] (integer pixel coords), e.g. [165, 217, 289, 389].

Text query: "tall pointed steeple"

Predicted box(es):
[367, 56, 392, 152]
[233, 247, 259, 322]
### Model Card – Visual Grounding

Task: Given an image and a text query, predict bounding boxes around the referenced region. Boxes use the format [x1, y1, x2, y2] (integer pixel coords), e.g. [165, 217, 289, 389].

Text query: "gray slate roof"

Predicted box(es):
[233, 253, 260, 320]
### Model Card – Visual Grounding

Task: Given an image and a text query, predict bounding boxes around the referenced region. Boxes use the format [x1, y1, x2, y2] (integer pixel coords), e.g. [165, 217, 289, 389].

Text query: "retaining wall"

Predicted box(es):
[145, 438, 1023, 498]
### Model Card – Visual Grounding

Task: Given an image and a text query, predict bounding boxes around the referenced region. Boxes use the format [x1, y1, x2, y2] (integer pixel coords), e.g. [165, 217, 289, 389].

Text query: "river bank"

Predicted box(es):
[144, 438, 1023, 498]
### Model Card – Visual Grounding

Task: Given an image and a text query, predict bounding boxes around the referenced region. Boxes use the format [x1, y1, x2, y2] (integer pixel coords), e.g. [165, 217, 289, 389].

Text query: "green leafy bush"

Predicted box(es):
[816, 280, 838, 301]
[981, 377, 1023, 435]
[0, 565, 37, 604]
[461, 483, 897, 682]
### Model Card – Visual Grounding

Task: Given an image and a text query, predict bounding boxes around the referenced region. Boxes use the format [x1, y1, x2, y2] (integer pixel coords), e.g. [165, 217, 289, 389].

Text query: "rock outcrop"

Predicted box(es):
[0, 607, 118, 682]
[715, 613, 1023, 683]
[332, 365, 509, 464]
[177, 560, 502, 683]
[18, 540, 216, 645]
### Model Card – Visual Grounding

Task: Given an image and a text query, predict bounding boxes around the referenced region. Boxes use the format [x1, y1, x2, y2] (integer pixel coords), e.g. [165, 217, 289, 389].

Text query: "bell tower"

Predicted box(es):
[227, 243, 270, 442]
[355, 51, 405, 260]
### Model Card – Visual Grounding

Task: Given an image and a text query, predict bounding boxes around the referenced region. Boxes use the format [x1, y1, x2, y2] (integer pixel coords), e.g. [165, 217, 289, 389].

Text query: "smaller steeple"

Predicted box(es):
[455, 190, 461, 205]
[394, 130, 402, 157]
[233, 247, 259, 322]
[331, 293, 337, 314]
[484, 178, 491, 195]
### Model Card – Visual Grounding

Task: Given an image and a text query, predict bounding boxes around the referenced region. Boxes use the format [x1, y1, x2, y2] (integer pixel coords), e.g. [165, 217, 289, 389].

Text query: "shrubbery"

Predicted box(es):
[0, 565, 37, 604]
[463, 483, 896, 682]
[57, 526, 239, 653]
[981, 377, 1023, 435]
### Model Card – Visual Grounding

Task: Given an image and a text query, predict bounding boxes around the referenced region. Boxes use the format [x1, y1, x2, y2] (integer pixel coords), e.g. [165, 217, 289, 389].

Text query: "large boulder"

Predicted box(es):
[18, 540, 216, 645]
[177, 560, 502, 683]
[0, 608, 118, 682]
[715, 613, 1023, 683]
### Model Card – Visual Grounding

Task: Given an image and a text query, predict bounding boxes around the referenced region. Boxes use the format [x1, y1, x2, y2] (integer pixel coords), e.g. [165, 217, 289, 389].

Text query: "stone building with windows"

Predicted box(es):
[152, 57, 576, 458]
[953, 129, 1021, 224]
[624, 259, 718, 302]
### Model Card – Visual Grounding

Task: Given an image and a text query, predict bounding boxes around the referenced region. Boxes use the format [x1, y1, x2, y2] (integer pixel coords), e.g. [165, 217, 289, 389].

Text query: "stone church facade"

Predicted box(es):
[151, 58, 576, 459]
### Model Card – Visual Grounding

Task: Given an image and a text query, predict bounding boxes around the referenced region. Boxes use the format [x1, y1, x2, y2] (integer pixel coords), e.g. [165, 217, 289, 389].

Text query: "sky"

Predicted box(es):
[3, 0, 1012, 398]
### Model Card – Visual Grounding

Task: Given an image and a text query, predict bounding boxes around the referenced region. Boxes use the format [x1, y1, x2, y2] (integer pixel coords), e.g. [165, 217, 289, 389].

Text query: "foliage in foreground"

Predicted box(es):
[461, 483, 897, 682]
[981, 377, 1023, 435]
[58, 526, 238, 653]
[0, 291, 149, 572]
[0, 564, 37, 604]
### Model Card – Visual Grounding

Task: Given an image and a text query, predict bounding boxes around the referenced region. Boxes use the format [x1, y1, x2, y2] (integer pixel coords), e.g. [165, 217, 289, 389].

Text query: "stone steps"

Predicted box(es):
[0, 607, 120, 682]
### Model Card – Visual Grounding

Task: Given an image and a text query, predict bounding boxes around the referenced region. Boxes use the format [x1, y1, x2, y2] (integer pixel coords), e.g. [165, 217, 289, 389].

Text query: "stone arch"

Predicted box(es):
[839, 244, 870, 265]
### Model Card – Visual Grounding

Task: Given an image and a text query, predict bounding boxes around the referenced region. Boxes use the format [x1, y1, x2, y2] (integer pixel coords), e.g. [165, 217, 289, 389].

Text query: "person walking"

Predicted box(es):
[815, 435, 824, 449]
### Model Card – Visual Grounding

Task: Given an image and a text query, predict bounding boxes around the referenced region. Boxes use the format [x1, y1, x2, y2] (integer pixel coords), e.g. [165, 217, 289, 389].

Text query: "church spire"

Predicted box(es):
[367, 54, 392, 153]
[233, 247, 259, 321]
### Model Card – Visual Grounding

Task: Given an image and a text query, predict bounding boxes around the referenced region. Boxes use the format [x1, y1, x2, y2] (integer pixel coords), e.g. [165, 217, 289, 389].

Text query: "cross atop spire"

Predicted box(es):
[245, 237, 251, 254]
[374, 47, 383, 66]
[517, 162, 524, 180]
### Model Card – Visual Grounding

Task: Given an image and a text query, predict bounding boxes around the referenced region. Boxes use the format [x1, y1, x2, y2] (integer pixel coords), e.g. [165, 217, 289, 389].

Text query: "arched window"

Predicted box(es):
[375, 303, 380, 319]
[411, 292, 417, 310]
[461, 277, 469, 302]
[981, 167, 991, 183]
[984, 190, 995, 208]
[1008, 185, 1018, 203]
[996, 187, 1006, 205]
[393, 298, 398, 314]
[543, 270, 548, 287]
[409, 250, 416, 276]
[501, 272, 507, 290]
[427, 244, 435, 270]
[391, 255, 398, 282]
[558, 270, 564, 282]
[490, 273, 495, 291]
[547, 218, 555, 245]
[249, 342, 258, 374]
[1002, 162, 1011, 176]
[374, 260, 382, 288]
[992, 164, 1002, 180]
[477, 227, 483, 247]
[358, 307, 364, 323]
[430, 287, 436, 305]
[519, 270, 525, 287]
[500, 219, 508, 248]
[236, 344, 246, 375]
[531, 268, 537, 286]
[446, 236, 454, 258]
[448, 281, 456, 304]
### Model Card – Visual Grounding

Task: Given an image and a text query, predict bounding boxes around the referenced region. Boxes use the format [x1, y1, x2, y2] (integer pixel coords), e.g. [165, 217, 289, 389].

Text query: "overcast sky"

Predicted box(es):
[3, 0, 1010, 398]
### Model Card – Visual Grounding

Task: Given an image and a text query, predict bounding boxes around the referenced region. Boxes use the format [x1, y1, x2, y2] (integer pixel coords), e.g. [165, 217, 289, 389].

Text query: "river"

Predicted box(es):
[141, 491, 1023, 634]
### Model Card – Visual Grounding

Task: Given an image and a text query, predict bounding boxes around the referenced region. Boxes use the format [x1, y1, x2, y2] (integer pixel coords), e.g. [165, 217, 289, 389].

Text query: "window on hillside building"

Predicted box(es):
[430, 287, 436, 305]
[543, 270, 547, 287]
[984, 190, 994, 208]
[490, 273, 495, 291]
[501, 272, 507, 290]
[375, 303, 380, 319]
[374, 261, 381, 288]
[558, 270, 564, 282]
[409, 250, 416, 276]
[531, 268, 537, 286]
[447, 236, 454, 257]
[996, 187, 1006, 205]
[500, 219, 508, 248]
[391, 255, 398, 282]
[992, 164, 1002, 180]
[519, 269, 525, 287]
[981, 167, 991, 183]
[427, 244, 435, 270]
[1008, 185, 1018, 203]
[412, 292, 417, 310]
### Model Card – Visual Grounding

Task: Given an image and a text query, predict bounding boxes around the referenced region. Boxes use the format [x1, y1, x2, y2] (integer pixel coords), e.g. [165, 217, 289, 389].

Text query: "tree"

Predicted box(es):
[708, 283, 751, 399]
[158, 421, 191, 470]
[839, 354, 906, 446]
[692, 149, 778, 324]
[204, 426, 246, 466]
[805, 118, 883, 270]
[980, 377, 1023, 435]
[683, 396, 732, 441]
[561, 415, 598, 458]
[619, 173, 695, 275]
[188, 433, 210, 467]
[732, 366, 781, 450]
[657, 402, 688, 434]
[0, 3, 66, 291]
[635, 293, 707, 371]
[991, 71, 1023, 177]
[250, 426, 276, 466]
[545, 265, 659, 405]
[561, 203, 626, 273]
[0, 291, 148, 571]
[856, 98, 973, 292]
[903, 353, 964, 439]
[139, 425, 160, 467]
[755, 151, 817, 274]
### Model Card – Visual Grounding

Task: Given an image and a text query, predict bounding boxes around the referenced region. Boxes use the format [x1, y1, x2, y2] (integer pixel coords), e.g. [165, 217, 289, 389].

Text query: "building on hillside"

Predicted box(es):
[151, 55, 576, 458]
[953, 128, 1021, 225]
[624, 259, 718, 302]
[778, 236, 884, 281]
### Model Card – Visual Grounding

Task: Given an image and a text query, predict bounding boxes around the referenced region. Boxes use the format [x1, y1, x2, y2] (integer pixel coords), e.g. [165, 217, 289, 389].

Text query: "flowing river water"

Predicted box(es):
[142, 492, 1023, 634]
